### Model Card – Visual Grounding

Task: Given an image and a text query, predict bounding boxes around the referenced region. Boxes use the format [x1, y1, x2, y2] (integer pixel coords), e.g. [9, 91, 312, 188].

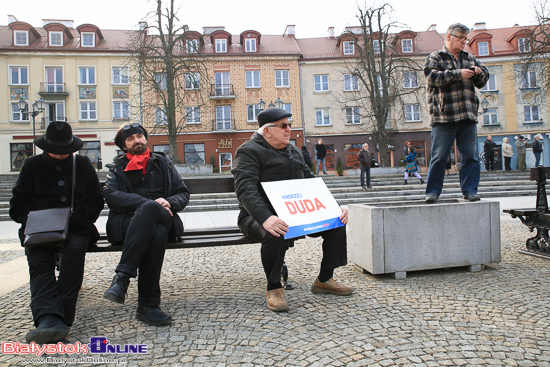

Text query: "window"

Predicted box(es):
[282, 103, 292, 121]
[314, 75, 329, 92]
[401, 39, 413, 53]
[154, 73, 167, 90]
[478, 41, 489, 56]
[14, 31, 28, 46]
[11, 143, 32, 171]
[481, 74, 497, 91]
[403, 71, 418, 88]
[216, 39, 227, 53]
[44, 102, 65, 123]
[344, 74, 359, 91]
[483, 108, 498, 125]
[112, 67, 129, 84]
[81, 32, 95, 47]
[373, 40, 381, 54]
[518, 38, 530, 53]
[113, 101, 130, 120]
[185, 106, 201, 124]
[155, 107, 167, 125]
[521, 71, 537, 89]
[315, 108, 331, 126]
[247, 104, 261, 122]
[10, 66, 28, 85]
[153, 145, 170, 156]
[186, 39, 199, 53]
[346, 107, 361, 124]
[275, 70, 290, 87]
[79, 141, 101, 169]
[79, 66, 96, 85]
[49, 31, 63, 46]
[45, 67, 64, 92]
[245, 38, 256, 52]
[524, 105, 540, 122]
[80, 101, 97, 120]
[343, 41, 354, 55]
[245, 70, 261, 88]
[214, 72, 231, 95]
[184, 143, 205, 164]
[184, 72, 200, 90]
[11, 101, 29, 121]
[216, 106, 231, 130]
[405, 104, 421, 122]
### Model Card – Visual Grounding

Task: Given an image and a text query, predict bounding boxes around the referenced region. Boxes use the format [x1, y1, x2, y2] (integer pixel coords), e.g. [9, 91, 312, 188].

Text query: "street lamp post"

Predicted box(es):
[18, 98, 46, 155]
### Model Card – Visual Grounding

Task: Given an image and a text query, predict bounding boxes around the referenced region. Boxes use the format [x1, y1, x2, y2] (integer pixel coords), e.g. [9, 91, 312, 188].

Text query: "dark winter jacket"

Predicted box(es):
[358, 149, 371, 168]
[10, 153, 104, 246]
[103, 151, 190, 245]
[314, 143, 326, 159]
[301, 146, 313, 169]
[532, 139, 543, 153]
[232, 132, 313, 227]
[484, 139, 497, 154]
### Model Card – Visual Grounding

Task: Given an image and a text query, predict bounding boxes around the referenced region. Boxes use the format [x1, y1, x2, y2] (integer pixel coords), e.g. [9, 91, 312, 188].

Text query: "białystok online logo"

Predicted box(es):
[2, 336, 147, 356]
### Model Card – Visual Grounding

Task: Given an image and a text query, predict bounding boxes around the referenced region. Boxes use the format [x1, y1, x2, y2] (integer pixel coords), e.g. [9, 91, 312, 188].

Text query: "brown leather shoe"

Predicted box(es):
[265, 288, 289, 312]
[311, 278, 354, 296]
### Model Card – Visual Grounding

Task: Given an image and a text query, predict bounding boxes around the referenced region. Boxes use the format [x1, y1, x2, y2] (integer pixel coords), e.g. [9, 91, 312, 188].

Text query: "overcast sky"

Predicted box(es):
[2, 0, 537, 38]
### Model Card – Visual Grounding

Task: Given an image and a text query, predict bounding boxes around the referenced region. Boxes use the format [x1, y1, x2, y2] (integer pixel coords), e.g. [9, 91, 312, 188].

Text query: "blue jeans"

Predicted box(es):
[360, 166, 371, 187]
[426, 121, 480, 197]
[316, 158, 326, 174]
[534, 152, 541, 167]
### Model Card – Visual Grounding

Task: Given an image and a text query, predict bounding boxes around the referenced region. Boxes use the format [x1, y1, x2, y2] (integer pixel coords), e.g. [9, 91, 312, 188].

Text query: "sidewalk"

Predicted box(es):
[0, 197, 549, 366]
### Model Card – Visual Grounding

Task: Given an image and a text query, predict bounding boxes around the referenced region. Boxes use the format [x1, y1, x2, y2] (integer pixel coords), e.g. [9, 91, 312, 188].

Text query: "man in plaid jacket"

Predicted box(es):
[424, 23, 489, 203]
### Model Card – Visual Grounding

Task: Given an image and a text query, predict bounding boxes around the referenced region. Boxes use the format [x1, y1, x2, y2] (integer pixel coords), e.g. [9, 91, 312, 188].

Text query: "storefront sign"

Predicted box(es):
[218, 138, 233, 149]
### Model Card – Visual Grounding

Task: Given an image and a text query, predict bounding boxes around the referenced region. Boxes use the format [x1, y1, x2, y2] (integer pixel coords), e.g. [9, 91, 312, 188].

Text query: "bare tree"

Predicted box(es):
[128, 0, 210, 163]
[337, 3, 424, 166]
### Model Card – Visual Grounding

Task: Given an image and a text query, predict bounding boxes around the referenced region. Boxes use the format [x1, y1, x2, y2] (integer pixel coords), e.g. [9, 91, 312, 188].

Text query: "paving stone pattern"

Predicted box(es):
[1, 222, 549, 366]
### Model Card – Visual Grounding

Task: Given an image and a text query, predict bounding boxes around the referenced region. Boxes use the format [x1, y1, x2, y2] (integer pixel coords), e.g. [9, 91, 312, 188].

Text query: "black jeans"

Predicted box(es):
[485, 153, 495, 171]
[360, 165, 371, 187]
[26, 232, 89, 327]
[504, 156, 512, 170]
[116, 201, 172, 307]
[239, 215, 348, 285]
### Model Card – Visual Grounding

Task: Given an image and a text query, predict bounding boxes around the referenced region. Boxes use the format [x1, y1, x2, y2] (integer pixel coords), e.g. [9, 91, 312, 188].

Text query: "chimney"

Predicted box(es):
[8, 15, 18, 24]
[284, 25, 295, 37]
[327, 27, 335, 39]
[474, 22, 487, 30]
[427, 24, 437, 32]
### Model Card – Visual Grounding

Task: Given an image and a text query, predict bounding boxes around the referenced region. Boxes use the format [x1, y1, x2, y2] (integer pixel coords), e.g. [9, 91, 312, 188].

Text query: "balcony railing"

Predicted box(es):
[209, 84, 235, 99]
[211, 118, 236, 131]
[39, 82, 69, 96]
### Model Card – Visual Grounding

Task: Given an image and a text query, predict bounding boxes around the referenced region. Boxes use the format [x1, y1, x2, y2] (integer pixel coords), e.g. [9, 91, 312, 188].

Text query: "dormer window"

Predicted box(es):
[373, 40, 381, 54]
[401, 39, 413, 53]
[14, 30, 29, 46]
[478, 41, 489, 56]
[81, 32, 95, 47]
[343, 41, 354, 55]
[49, 31, 63, 46]
[186, 39, 199, 53]
[245, 38, 256, 52]
[216, 39, 227, 53]
[519, 38, 530, 53]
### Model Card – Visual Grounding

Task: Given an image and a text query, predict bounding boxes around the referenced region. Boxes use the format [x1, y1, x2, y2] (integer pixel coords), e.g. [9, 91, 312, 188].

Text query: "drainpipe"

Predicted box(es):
[299, 62, 306, 147]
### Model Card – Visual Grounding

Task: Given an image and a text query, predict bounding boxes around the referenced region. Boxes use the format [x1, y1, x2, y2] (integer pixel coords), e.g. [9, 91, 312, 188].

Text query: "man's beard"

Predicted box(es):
[127, 143, 146, 155]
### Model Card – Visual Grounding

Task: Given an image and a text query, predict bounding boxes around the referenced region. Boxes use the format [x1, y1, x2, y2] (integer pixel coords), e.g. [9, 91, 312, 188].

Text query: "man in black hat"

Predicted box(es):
[103, 122, 189, 326]
[10, 121, 104, 343]
[232, 108, 353, 313]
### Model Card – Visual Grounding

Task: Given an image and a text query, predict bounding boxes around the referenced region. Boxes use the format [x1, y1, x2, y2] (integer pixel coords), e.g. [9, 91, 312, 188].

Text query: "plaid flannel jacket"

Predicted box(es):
[424, 46, 489, 125]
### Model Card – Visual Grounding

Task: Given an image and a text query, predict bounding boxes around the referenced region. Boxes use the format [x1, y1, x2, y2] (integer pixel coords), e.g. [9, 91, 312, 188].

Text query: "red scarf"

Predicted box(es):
[125, 148, 150, 174]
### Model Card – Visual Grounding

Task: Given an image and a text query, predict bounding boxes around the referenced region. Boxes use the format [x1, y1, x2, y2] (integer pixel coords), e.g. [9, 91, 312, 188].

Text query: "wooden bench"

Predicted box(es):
[503, 166, 550, 257]
[86, 176, 294, 288]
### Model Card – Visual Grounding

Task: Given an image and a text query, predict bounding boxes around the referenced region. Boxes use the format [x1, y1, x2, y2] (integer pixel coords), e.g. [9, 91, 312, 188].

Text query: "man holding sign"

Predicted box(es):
[232, 108, 353, 312]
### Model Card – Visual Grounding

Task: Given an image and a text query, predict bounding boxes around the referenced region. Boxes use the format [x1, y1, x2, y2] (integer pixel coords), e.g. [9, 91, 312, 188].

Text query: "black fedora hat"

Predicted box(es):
[34, 121, 83, 154]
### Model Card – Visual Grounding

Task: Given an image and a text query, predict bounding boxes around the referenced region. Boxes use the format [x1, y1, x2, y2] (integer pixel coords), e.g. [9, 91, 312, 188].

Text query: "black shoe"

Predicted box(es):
[367, 185, 372, 189]
[463, 193, 480, 202]
[420, 179, 425, 184]
[25, 315, 70, 344]
[104, 273, 130, 304]
[136, 305, 172, 326]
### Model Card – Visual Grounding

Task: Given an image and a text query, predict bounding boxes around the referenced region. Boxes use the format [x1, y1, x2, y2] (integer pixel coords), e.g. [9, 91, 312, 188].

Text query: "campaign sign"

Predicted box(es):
[261, 178, 344, 239]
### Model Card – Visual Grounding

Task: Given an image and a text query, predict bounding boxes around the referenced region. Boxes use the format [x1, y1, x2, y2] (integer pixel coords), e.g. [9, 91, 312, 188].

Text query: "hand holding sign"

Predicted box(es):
[263, 215, 289, 237]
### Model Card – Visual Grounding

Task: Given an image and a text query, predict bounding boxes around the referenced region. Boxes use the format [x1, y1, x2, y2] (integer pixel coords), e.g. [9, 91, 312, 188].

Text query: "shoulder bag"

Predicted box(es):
[23, 155, 76, 249]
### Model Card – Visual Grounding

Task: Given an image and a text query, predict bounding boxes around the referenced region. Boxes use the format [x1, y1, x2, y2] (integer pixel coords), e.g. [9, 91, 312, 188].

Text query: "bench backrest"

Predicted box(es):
[184, 176, 235, 194]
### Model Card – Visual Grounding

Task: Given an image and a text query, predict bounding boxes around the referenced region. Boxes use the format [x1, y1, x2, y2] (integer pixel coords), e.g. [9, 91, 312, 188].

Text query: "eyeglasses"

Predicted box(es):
[266, 122, 292, 129]
[122, 122, 142, 130]
[451, 33, 470, 42]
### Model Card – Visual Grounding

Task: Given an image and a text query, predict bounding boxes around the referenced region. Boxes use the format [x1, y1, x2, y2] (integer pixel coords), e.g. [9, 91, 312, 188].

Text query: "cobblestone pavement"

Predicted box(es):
[1, 221, 549, 367]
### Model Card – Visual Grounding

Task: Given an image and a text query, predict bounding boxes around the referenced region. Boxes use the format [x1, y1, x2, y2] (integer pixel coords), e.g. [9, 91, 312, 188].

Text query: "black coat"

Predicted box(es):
[103, 152, 190, 244]
[10, 153, 104, 245]
[232, 133, 313, 226]
[301, 149, 313, 169]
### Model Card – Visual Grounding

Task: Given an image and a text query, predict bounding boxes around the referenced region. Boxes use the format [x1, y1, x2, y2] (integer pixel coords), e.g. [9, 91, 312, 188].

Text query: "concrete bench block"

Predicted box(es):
[348, 200, 501, 278]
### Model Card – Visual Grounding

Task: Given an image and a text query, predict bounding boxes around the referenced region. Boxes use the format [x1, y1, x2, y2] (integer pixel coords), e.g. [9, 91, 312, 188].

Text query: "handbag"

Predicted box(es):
[23, 155, 76, 249]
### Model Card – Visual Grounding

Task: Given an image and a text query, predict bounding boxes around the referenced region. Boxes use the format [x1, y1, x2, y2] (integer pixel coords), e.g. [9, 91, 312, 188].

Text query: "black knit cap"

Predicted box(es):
[257, 108, 292, 127]
[114, 122, 148, 151]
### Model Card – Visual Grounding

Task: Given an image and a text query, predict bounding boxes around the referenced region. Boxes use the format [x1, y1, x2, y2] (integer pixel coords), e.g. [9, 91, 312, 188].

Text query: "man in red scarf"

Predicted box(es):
[103, 122, 190, 325]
